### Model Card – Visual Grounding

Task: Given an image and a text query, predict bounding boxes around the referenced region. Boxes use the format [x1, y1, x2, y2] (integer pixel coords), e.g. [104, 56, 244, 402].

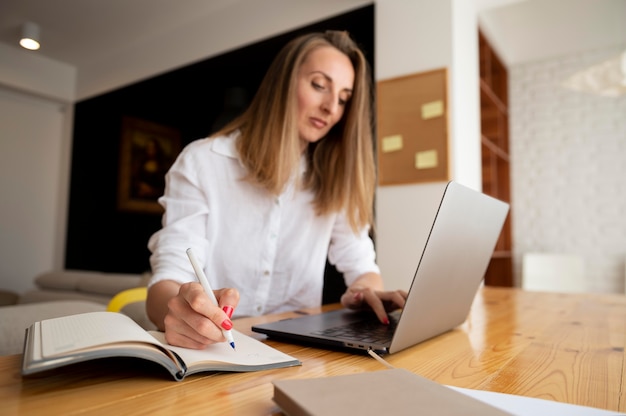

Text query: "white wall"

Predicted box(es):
[375, 0, 480, 291]
[510, 43, 626, 294]
[0, 89, 71, 293]
[0, 39, 76, 294]
[0, 43, 75, 102]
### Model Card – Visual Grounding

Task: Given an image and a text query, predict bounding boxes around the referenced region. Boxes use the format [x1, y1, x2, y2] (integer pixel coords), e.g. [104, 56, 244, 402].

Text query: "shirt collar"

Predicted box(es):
[210, 130, 241, 159]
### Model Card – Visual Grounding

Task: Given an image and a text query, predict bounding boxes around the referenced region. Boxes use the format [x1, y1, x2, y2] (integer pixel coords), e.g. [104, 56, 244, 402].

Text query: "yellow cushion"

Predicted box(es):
[106, 287, 147, 312]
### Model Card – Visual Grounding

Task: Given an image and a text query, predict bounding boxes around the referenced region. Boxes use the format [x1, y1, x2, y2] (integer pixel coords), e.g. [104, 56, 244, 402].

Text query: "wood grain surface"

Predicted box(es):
[1, 287, 624, 415]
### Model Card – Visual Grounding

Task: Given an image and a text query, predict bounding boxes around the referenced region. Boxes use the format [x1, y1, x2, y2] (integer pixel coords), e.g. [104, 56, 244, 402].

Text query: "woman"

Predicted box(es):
[147, 30, 407, 349]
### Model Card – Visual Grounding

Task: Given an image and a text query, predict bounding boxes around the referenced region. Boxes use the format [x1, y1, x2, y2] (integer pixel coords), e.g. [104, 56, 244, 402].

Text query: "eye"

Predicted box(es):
[339, 94, 351, 106]
[312, 81, 325, 91]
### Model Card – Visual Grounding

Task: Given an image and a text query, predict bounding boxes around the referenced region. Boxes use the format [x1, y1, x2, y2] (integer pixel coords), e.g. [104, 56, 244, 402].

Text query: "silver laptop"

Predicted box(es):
[252, 181, 510, 354]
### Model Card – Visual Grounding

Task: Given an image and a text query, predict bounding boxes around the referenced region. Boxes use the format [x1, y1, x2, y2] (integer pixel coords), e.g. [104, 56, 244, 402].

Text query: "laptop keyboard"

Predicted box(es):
[310, 312, 400, 344]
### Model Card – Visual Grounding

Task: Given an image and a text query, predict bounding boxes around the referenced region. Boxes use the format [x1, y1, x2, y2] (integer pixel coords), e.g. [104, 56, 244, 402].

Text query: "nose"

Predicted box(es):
[321, 94, 339, 116]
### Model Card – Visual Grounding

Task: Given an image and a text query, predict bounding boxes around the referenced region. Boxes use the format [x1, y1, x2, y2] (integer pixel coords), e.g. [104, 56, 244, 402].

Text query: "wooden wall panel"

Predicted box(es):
[376, 68, 449, 186]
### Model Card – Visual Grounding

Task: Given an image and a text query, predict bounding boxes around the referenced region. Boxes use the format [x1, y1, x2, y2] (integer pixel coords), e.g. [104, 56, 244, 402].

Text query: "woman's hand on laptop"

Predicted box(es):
[341, 272, 408, 325]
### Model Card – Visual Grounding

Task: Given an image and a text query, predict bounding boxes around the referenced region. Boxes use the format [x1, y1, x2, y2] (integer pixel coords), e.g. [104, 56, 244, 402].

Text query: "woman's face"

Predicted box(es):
[296, 45, 355, 147]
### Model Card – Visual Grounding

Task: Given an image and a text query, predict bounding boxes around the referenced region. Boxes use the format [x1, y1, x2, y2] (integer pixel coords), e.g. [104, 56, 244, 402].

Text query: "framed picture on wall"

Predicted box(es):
[117, 117, 181, 214]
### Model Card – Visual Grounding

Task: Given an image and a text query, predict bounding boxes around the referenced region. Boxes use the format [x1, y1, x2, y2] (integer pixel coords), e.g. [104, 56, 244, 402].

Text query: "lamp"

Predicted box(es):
[19, 22, 40, 51]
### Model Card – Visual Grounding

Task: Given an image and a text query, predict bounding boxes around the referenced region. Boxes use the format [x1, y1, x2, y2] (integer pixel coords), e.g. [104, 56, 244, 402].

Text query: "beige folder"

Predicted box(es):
[273, 368, 511, 416]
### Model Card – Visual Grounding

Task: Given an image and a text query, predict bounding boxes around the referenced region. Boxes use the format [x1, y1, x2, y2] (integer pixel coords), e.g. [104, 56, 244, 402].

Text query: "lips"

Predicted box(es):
[310, 117, 328, 129]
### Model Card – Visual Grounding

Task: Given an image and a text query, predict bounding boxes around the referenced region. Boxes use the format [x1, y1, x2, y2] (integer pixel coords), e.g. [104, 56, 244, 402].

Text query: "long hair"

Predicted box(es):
[214, 30, 375, 233]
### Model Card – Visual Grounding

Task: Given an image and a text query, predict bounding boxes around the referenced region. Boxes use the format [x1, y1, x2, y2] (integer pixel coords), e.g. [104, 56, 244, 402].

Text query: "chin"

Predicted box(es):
[300, 132, 326, 144]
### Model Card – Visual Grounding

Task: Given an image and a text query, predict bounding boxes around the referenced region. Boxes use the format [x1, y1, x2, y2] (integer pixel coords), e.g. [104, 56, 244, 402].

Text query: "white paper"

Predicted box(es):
[448, 386, 624, 416]
[41, 312, 159, 357]
[149, 329, 298, 367]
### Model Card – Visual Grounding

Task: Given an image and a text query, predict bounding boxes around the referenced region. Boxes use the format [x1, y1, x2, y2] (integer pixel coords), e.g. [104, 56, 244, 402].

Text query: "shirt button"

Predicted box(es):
[263, 270, 270, 276]
[256, 306, 262, 313]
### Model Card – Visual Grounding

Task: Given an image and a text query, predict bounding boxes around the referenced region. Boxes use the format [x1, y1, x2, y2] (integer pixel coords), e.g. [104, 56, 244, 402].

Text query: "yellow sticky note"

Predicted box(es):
[415, 150, 438, 169]
[381, 135, 403, 153]
[421, 100, 444, 120]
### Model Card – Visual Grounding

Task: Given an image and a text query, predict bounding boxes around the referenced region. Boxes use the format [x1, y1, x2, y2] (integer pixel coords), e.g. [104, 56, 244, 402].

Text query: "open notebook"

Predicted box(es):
[22, 311, 300, 380]
[253, 181, 509, 354]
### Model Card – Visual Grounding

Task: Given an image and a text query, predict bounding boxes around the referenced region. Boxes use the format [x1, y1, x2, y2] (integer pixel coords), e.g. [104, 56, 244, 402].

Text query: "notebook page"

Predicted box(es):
[150, 330, 298, 368]
[41, 312, 161, 357]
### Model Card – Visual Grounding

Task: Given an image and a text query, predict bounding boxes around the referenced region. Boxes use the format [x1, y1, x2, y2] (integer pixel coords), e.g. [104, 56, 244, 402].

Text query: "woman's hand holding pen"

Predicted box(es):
[163, 282, 240, 350]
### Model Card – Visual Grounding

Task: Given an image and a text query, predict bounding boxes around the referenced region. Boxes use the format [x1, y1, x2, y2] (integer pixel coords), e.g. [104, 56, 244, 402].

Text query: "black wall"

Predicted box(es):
[66, 5, 374, 277]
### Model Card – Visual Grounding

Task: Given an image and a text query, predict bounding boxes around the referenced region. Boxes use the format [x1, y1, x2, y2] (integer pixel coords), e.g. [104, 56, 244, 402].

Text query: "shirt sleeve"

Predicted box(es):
[327, 212, 380, 287]
[147, 140, 210, 288]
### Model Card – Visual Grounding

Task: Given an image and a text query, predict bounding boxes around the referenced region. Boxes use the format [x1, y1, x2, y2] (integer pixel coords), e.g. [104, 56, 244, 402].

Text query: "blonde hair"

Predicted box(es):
[215, 31, 375, 232]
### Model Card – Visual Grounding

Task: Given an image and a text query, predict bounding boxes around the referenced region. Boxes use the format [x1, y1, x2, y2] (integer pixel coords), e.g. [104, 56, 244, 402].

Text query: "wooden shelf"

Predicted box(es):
[479, 29, 513, 287]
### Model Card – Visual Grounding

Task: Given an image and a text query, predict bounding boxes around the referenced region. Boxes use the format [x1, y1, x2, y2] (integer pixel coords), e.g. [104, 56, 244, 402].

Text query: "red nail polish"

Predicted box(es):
[221, 319, 233, 330]
[222, 305, 234, 318]
[383, 318, 390, 325]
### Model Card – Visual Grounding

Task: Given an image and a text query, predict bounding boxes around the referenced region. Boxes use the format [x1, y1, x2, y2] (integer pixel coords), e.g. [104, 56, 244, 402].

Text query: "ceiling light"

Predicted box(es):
[19, 22, 40, 51]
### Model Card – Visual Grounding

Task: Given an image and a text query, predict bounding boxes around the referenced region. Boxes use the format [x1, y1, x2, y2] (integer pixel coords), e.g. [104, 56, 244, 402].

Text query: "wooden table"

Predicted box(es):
[1, 287, 624, 415]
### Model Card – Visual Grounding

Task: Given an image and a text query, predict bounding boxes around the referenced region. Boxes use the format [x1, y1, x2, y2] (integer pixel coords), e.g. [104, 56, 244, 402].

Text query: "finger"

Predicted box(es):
[164, 321, 213, 349]
[178, 282, 207, 311]
[183, 285, 238, 329]
[163, 303, 221, 348]
[360, 289, 389, 324]
[169, 284, 227, 345]
[394, 290, 409, 307]
[340, 288, 364, 309]
[181, 283, 234, 329]
[376, 290, 408, 310]
[214, 287, 240, 317]
[186, 294, 232, 338]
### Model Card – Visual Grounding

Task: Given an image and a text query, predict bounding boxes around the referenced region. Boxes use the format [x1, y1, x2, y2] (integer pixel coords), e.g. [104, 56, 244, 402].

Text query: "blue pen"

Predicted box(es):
[186, 248, 236, 351]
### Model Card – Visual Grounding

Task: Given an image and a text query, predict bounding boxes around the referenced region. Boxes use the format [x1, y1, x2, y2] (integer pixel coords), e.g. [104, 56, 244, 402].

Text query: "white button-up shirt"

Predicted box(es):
[148, 131, 380, 317]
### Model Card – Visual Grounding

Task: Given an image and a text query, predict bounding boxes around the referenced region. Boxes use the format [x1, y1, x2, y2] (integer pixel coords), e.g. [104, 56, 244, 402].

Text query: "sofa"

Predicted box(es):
[0, 270, 156, 356]
[19, 270, 150, 304]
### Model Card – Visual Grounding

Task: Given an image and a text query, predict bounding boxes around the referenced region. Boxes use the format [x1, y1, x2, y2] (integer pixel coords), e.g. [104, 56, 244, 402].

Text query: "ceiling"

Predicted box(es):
[478, 0, 625, 65]
[0, 0, 245, 68]
[0, 0, 624, 71]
